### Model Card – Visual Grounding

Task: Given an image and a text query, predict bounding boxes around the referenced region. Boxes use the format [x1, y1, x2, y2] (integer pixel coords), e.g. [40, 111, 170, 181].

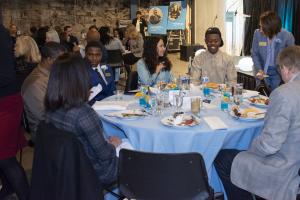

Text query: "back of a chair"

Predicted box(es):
[30, 121, 102, 200]
[125, 71, 138, 92]
[118, 149, 214, 200]
[106, 49, 124, 67]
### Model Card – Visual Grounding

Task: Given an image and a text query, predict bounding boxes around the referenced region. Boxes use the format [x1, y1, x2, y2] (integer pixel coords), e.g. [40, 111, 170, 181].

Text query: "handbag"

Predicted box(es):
[256, 79, 271, 97]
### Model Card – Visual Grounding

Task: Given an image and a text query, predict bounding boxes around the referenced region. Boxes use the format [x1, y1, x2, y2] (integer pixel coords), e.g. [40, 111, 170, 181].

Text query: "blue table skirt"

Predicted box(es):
[96, 95, 264, 199]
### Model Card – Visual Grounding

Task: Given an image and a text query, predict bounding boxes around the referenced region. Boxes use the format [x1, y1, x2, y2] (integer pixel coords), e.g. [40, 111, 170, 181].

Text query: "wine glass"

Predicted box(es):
[174, 93, 183, 112]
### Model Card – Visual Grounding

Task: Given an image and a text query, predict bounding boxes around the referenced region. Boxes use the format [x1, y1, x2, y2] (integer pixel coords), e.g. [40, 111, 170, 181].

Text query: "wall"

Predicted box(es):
[194, 0, 226, 50]
[0, 0, 130, 38]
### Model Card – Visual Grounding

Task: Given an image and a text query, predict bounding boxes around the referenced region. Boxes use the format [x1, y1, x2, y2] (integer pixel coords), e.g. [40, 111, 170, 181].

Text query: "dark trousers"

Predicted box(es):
[214, 149, 253, 200]
[0, 156, 29, 200]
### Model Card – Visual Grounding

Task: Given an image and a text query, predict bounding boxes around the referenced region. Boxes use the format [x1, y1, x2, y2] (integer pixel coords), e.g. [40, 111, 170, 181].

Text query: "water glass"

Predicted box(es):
[203, 87, 210, 97]
[233, 83, 243, 105]
[114, 90, 124, 100]
[191, 97, 201, 115]
[174, 93, 183, 111]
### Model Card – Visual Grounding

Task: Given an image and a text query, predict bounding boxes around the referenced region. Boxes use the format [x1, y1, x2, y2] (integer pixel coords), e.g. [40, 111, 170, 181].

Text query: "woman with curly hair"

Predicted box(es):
[137, 36, 173, 86]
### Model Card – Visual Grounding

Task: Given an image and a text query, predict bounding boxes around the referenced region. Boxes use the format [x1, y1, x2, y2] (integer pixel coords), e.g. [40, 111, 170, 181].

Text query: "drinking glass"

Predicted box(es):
[191, 97, 201, 115]
[174, 93, 183, 112]
[233, 83, 243, 106]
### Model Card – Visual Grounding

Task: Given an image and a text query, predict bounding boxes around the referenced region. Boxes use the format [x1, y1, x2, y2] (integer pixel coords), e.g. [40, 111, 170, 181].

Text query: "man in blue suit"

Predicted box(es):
[85, 41, 116, 103]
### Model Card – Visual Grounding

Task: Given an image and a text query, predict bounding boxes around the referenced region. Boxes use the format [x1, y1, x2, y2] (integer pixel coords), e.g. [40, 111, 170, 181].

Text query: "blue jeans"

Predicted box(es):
[265, 66, 282, 91]
[214, 149, 253, 200]
[0, 157, 29, 200]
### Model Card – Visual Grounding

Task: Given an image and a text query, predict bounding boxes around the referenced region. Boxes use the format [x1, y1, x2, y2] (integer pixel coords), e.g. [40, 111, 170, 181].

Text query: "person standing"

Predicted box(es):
[132, 11, 148, 38]
[0, 19, 29, 200]
[215, 46, 300, 200]
[252, 11, 295, 91]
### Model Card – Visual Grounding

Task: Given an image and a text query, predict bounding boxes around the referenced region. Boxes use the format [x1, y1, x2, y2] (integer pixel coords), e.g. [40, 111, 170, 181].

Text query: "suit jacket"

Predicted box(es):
[132, 18, 148, 37]
[251, 29, 294, 74]
[89, 65, 116, 103]
[231, 74, 300, 200]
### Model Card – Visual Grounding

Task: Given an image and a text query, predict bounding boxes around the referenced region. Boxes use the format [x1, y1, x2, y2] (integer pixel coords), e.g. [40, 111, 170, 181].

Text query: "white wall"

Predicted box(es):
[194, 0, 245, 56]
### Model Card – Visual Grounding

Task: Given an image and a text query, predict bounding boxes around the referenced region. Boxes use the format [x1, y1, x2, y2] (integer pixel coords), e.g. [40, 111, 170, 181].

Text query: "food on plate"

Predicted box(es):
[169, 113, 197, 126]
[165, 83, 177, 90]
[232, 106, 261, 118]
[156, 82, 177, 90]
[121, 113, 146, 117]
[249, 97, 269, 105]
[205, 82, 219, 89]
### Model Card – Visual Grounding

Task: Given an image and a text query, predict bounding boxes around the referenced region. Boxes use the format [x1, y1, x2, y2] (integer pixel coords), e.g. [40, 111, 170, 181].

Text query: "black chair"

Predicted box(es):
[30, 121, 102, 200]
[125, 71, 138, 92]
[106, 49, 124, 68]
[118, 149, 224, 200]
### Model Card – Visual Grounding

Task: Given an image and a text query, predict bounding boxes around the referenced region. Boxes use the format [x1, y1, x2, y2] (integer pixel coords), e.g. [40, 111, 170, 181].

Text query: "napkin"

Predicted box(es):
[89, 84, 102, 101]
[203, 116, 228, 130]
[243, 90, 260, 98]
[92, 100, 132, 111]
[116, 139, 134, 157]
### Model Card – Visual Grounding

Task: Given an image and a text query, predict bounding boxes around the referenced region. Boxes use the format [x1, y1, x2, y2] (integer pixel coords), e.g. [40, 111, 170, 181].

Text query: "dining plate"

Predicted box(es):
[247, 96, 269, 108]
[230, 107, 265, 121]
[161, 114, 200, 128]
[106, 110, 147, 120]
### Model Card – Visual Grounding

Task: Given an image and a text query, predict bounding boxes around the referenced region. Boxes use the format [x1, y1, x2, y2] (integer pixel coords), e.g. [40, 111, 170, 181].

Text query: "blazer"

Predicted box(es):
[89, 65, 116, 102]
[132, 18, 148, 38]
[251, 29, 294, 74]
[231, 74, 300, 200]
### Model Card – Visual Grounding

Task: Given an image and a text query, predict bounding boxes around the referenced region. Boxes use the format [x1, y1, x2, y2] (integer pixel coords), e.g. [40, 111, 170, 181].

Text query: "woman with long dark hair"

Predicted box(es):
[137, 36, 172, 86]
[44, 53, 120, 185]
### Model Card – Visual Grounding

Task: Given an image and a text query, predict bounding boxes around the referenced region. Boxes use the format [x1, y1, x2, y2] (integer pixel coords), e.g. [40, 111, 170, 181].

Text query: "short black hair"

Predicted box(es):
[85, 41, 105, 53]
[40, 42, 66, 59]
[64, 25, 71, 31]
[136, 11, 142, 15]
[205, 27, 224, 47]
[45, 53, 90, 111]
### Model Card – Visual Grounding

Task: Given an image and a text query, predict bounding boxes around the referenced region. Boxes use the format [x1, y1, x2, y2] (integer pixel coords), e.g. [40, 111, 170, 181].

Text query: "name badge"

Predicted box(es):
[259, 42, 267, 46]
[105, 72, 111, 77]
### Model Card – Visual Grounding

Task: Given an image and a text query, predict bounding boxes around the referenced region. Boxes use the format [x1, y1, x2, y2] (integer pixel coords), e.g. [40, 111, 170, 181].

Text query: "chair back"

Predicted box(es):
[118, 149, 214, 200]
[125, 71, 138, 92]
[30, 121, 102, 200]
[106, 49, 124, 67]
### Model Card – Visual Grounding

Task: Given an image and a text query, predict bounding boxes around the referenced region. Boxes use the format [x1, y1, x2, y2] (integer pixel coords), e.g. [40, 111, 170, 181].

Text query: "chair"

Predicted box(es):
[118, 149, 224, 200]
[106, 49, 124, 68]
[125, 71, 138, 92]
[30, 121, 103, 200]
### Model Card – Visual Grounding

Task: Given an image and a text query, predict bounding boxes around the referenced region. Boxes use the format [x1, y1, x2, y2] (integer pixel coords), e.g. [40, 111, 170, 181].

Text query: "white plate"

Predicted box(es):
[161, 114, 200, 128]
[229, 109, 265, 121]
[106, 110, 147, 120]
[247, 96, 269, 108]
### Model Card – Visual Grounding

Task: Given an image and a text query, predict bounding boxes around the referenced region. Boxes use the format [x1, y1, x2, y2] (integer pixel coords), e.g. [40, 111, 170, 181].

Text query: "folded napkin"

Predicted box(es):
[203, 116, 228, 130]
[243, 90, 260, 98]
[92, 100, 132, 111]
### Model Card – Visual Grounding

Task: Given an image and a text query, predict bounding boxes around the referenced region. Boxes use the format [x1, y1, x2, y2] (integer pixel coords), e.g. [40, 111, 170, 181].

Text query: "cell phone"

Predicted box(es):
[203, 99, 211, 104]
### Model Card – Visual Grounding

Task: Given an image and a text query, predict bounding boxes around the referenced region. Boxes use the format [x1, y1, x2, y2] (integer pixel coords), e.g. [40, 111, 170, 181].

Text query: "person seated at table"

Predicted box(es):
[85, 41, 116, 102]
[191, 27, 237, 85]
[122, 24, 144, 66]
[44, 53, 121, 185]
[214, 46, 300, 200]
[137, 36, 173, 87]
[21, 42, 65, 142]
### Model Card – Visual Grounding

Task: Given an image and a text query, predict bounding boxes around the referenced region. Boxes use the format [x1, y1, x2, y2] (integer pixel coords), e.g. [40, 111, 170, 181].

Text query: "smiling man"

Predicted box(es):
[191, 27, 237, 85]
